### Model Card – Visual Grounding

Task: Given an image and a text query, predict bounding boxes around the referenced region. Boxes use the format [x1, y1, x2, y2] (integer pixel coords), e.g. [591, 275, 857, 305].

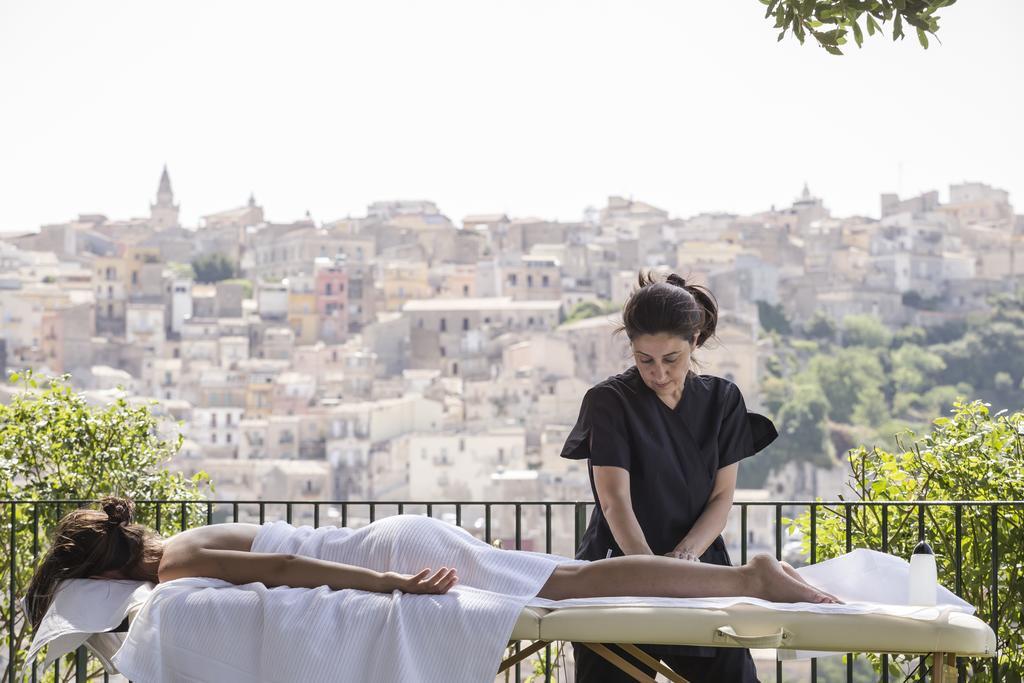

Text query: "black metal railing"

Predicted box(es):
[3, 499, 1019, 683]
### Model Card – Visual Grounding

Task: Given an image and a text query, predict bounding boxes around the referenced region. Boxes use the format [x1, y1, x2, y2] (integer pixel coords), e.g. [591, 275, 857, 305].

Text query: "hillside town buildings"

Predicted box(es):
[1, 168, 1020, 546]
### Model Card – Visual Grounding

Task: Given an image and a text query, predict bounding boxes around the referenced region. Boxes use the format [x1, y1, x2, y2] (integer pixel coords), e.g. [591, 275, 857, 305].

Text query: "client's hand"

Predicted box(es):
[387, 568, 459, 594]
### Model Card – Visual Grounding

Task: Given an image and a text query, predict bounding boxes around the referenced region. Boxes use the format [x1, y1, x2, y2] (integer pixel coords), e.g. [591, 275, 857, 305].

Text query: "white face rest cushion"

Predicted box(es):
[25, 579, 154, 673]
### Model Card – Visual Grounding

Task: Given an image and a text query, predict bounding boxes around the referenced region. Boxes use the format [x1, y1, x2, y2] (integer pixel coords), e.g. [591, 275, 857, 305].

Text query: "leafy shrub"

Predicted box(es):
[792, 401, 1024, 682]
[0, 372, 208, 681]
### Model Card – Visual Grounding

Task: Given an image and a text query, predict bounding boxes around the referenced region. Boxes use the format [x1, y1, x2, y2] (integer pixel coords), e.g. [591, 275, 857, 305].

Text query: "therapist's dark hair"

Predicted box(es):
[24, 497, 161, 631]
[618, 271, 718, 347]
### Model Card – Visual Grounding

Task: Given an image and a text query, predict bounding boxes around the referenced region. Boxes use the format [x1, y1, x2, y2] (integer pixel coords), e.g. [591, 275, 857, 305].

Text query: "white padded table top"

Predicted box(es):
[518, 603, 994, 656]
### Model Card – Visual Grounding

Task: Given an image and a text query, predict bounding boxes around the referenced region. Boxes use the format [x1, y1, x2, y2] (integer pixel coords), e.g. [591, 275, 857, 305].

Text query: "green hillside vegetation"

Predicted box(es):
[744, 290, 1024, 488]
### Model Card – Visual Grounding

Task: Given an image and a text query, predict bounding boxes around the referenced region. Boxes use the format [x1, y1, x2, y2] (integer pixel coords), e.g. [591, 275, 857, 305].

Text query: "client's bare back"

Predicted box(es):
[159, 523, 260, 577]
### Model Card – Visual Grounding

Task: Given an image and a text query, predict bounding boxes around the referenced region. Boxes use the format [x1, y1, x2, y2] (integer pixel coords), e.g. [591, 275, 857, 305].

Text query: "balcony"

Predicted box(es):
[2, 498, 1018, 683]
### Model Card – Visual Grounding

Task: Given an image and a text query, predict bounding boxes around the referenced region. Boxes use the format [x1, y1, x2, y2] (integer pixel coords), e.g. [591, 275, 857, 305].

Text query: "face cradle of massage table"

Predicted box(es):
[507, 604, 996, 656]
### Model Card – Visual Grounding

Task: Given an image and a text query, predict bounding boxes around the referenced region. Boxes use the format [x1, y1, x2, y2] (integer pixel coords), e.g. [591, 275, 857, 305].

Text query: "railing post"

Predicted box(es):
[574, 502, 586, 550]
[740, 504, 748, 565]
[515, 503, 522, 550]
[881, 504, 889, 683]
[31, 503, 39, 683]
[845, 504, 852, 683]
[8, 502, 16, 683]
[775, 503, 783, 683]
[991, 504, 1000, 683]
[810, 503, 817, 683]
[75, 645, 88, 683]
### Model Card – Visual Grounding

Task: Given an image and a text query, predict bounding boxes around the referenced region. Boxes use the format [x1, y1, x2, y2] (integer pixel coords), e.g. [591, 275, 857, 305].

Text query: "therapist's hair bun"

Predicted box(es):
[618, 270, 718, 347]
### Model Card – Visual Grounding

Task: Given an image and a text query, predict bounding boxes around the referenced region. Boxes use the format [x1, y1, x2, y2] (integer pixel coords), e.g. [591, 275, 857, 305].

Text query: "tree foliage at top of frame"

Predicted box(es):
[762, 0, 956, 54]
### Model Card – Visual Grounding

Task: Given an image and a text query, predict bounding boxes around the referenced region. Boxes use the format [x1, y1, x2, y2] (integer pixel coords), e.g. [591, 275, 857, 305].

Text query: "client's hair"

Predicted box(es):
[24, 497, 162, 630]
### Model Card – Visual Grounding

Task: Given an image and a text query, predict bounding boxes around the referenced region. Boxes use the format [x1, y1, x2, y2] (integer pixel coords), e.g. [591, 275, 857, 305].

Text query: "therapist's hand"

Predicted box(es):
[665, 549, 700, 562]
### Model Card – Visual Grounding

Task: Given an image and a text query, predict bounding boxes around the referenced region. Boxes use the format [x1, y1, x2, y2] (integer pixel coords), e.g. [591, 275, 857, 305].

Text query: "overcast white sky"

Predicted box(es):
[0, 1, 1021, 232]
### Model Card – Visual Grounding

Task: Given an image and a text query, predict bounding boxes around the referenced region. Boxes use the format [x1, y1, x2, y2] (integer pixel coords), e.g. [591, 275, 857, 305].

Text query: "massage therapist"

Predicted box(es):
[561, 271, 778, 683]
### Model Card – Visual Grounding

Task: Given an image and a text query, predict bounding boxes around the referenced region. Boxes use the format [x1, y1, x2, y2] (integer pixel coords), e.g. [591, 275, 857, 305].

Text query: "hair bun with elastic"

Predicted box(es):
[665, 273, 688, 289]
[101, 497, 135, 526]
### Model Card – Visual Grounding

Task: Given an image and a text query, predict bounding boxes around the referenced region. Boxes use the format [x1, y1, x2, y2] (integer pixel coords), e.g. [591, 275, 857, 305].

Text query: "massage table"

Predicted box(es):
[500, 602, 996, 683]
[60, 598, 996, 683]
[31, 548, 997, 683]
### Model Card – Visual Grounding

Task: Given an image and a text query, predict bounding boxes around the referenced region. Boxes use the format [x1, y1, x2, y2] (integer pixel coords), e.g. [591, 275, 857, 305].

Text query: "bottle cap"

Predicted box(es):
[912, 540, 934, 555]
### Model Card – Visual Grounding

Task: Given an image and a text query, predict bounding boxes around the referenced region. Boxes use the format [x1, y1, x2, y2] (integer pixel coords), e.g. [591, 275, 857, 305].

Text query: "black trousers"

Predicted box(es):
[572, 642, 760, 683]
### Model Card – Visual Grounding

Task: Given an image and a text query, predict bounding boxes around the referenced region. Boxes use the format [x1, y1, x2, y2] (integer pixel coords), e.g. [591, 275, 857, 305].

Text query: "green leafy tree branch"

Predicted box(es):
[761, 0, 956, 54]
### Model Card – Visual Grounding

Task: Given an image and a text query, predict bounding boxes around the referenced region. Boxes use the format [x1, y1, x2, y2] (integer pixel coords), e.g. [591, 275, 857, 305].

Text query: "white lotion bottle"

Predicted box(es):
[908, 540, 938, 606]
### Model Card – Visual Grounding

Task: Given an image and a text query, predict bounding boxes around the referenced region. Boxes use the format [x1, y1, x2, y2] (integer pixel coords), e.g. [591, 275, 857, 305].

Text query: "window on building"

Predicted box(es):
[440, 318, 447, 332]
[440, 346, 446, 357]
[527, 275, 534, 288]
[542, 275, 550, 287]
[226, 413, 233, 426]
[462, 285, 469, 296]
[211, 433, 217, 444]
[211, 414, 218, 427]
[508, 274, 517, 286]
[226, 433, 232, 444]
[325, 283, 333, 296]
[462, 318, 469, 331]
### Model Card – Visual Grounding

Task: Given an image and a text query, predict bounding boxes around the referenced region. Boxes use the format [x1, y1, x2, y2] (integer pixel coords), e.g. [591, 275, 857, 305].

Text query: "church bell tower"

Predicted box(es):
[150, 165, 180, 230]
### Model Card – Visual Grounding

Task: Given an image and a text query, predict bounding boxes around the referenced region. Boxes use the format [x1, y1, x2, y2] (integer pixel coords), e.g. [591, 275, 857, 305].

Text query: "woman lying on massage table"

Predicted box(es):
[25, 497, 839, 631]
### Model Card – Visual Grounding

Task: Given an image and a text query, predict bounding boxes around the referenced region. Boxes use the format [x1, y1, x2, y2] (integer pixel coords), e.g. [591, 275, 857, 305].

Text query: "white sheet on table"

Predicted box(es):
[112, 516, 565, 683]
[25, 578, 153, 675]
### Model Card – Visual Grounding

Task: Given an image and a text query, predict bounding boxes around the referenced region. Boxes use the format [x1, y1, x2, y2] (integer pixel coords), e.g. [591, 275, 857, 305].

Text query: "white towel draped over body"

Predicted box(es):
[112, 516, 568, 683]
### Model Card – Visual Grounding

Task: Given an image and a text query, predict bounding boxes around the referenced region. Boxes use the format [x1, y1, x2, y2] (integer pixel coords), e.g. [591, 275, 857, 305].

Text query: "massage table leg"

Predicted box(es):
[580, 642, 695, 683]
[617, 644, 689, 683]
[500, 640, 691, 682]
[932, 653, 955, 683]
[497, 640, 549, 674]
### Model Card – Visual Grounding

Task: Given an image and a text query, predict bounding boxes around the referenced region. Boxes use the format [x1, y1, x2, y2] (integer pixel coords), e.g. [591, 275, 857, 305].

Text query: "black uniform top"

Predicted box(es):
[561, 366, 778, 561]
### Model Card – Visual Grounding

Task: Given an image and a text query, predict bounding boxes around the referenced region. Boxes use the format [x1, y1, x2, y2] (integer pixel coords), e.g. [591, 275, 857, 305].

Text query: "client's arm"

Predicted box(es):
[159, 548, 457, 595]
